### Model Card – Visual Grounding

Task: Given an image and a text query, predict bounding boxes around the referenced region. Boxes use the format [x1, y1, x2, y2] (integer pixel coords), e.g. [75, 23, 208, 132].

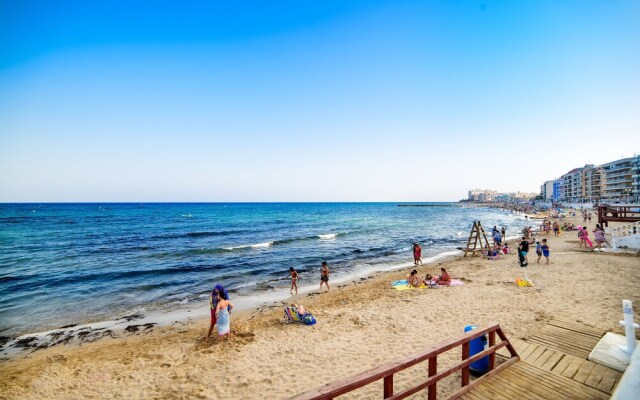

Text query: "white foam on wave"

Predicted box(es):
[223, 241, 273, 250]
[318, 233, 338, 240]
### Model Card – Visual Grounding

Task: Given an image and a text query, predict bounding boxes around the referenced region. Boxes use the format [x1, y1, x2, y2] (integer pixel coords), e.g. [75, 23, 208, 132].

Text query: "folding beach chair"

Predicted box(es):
[284, 305, 303, 323]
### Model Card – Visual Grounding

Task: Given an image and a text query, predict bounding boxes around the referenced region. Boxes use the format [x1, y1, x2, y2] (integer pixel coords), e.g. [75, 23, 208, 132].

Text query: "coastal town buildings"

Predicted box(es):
[466, 189, 537, 202]
[545, 155, 640, 204]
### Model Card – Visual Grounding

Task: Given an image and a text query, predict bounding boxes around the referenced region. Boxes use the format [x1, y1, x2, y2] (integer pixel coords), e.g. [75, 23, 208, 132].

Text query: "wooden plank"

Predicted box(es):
[428, 356, 437, 400]
[526, 338, 593, 358]
[548, 319, 605, 337]
[535, 329, 600, 347]
[532, 348, 555, 368]
[573, 360, 596, 384]
[596, 368, 621, 394]
[460, 391, 489, 400]
[561, 357, 585, 379]
[472, 383, 512, 400]
[526, 337, 592, 356]
[516, 362, 610, 399]
[584, 363, 609, 389]
[384, 375, 393, 398]
[519, 342, 539, 360]
[491, 374, 548, 400]
[463, 393, 488, 400]
[525, 345, 547, 364]
[510, 362, 609, 400]
[549, 318, 606, 335]
[500, 368, 575, 400]
[540, 325, 602, 344]
[550, 354, 572, 375]
[533, 327, 600, 347]
[526, 338, 591, 359]
[446, 356, 519, 400]
[539, 350, 564, 371]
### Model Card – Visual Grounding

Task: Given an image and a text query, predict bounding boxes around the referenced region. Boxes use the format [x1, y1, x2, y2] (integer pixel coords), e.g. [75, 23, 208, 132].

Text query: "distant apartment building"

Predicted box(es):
[551, 155, 639, 203]
[633, 156, 640, 203]
[561, 167, 584, 202]
[467, 189, 497, 202]
[541, 180, 555, 200]
[540, 179, 562, 202]
[600, 157, 635, 203]
[582, 165, 603, 202]
[552, 180, 562, 201]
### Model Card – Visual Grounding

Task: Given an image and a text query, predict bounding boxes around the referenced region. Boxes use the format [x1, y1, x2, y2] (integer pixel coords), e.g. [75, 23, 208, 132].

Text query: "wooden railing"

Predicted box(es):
[598, 205, 640, 227]
[290, 323, 519, 400]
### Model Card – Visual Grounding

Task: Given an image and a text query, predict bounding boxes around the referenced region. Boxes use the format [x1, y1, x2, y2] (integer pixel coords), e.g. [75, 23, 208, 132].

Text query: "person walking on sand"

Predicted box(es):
[413, 243, 422, 265]
[580, 226, 594, 249]
[519, 236, 531, 264]
[288, 267, 299, 295]
[535, 241, 543, 264]
[593, 224, 610, 250]
[319, 261, 330, 292]
[203, 284, 229, 340]
[541, 239, 550, 265]
[215, 291, 234, 342]
[501, 226, 506, 241]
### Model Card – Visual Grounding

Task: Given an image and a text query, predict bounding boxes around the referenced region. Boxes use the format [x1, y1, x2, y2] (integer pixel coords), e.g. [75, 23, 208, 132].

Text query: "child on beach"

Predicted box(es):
[319, 261, 330, 292]
[579, 226, 594, 249]
[541, 239, 550, 265]
[535, 241, 543, 263]
[288, 267, 299, 295]
[593, 224, 610, 250]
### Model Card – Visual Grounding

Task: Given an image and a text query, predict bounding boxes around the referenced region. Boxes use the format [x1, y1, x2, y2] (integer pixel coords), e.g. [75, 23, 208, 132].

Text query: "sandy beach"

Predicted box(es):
[1, 214, 638, 399]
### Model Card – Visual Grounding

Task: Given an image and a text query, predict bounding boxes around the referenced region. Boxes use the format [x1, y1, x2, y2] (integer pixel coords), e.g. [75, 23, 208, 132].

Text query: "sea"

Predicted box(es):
[0, 203, 527, 341]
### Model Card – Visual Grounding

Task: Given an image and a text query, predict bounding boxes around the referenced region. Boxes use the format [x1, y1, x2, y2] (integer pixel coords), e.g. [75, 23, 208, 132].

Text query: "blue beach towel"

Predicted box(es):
[391, 279, 409, 287]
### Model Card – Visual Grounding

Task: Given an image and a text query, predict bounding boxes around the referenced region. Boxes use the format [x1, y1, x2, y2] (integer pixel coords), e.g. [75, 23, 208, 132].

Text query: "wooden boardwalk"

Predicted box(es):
[525, 318, 605, 359]
[459, 361, 610, 400]
[476, 318, 622, 399]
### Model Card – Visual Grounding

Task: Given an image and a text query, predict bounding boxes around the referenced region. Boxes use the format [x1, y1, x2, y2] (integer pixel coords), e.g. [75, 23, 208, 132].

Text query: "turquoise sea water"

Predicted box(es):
[0, 203, 525, 337]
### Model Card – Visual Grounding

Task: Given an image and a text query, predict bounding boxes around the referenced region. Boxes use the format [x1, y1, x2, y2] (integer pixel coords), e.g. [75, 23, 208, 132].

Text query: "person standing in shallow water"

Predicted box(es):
[413, 243, 422, 265]
[319, 261, 330, 292]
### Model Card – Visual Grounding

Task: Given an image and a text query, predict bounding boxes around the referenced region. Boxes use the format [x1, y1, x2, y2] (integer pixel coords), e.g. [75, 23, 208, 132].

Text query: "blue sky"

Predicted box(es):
[1, 0, 639, 201]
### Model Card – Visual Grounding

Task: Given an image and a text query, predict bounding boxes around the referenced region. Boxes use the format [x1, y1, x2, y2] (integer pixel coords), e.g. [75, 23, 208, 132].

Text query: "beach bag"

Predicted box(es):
[302, 313, 316, 325]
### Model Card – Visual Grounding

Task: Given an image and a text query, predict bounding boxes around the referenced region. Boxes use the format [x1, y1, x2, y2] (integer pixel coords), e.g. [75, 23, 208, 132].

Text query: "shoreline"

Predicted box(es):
[0, 246, 467, 359]
[2, 213, 637, 399]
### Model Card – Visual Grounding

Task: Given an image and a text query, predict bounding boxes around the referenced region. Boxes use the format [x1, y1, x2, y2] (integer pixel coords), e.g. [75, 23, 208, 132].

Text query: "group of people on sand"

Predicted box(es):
[287, 261, 331, 295]
[578, 224, 610, 251]
[407, 267, 451, 288]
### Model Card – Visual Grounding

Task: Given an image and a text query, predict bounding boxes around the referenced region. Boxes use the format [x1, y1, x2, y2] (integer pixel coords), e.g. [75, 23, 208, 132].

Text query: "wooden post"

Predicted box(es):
[428, 356, 437, 400]
[488, 330, 496, 371]
[383, 375, 393, 398]
[461, 342, 470, 386]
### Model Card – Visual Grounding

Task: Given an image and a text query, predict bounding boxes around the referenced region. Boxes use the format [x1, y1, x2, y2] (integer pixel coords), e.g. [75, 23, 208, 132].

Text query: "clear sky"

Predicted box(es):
[1, 0, 639, 202]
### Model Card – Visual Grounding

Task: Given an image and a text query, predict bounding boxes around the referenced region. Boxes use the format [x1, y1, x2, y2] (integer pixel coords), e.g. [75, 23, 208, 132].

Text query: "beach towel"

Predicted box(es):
[391, 279, 464, 290]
